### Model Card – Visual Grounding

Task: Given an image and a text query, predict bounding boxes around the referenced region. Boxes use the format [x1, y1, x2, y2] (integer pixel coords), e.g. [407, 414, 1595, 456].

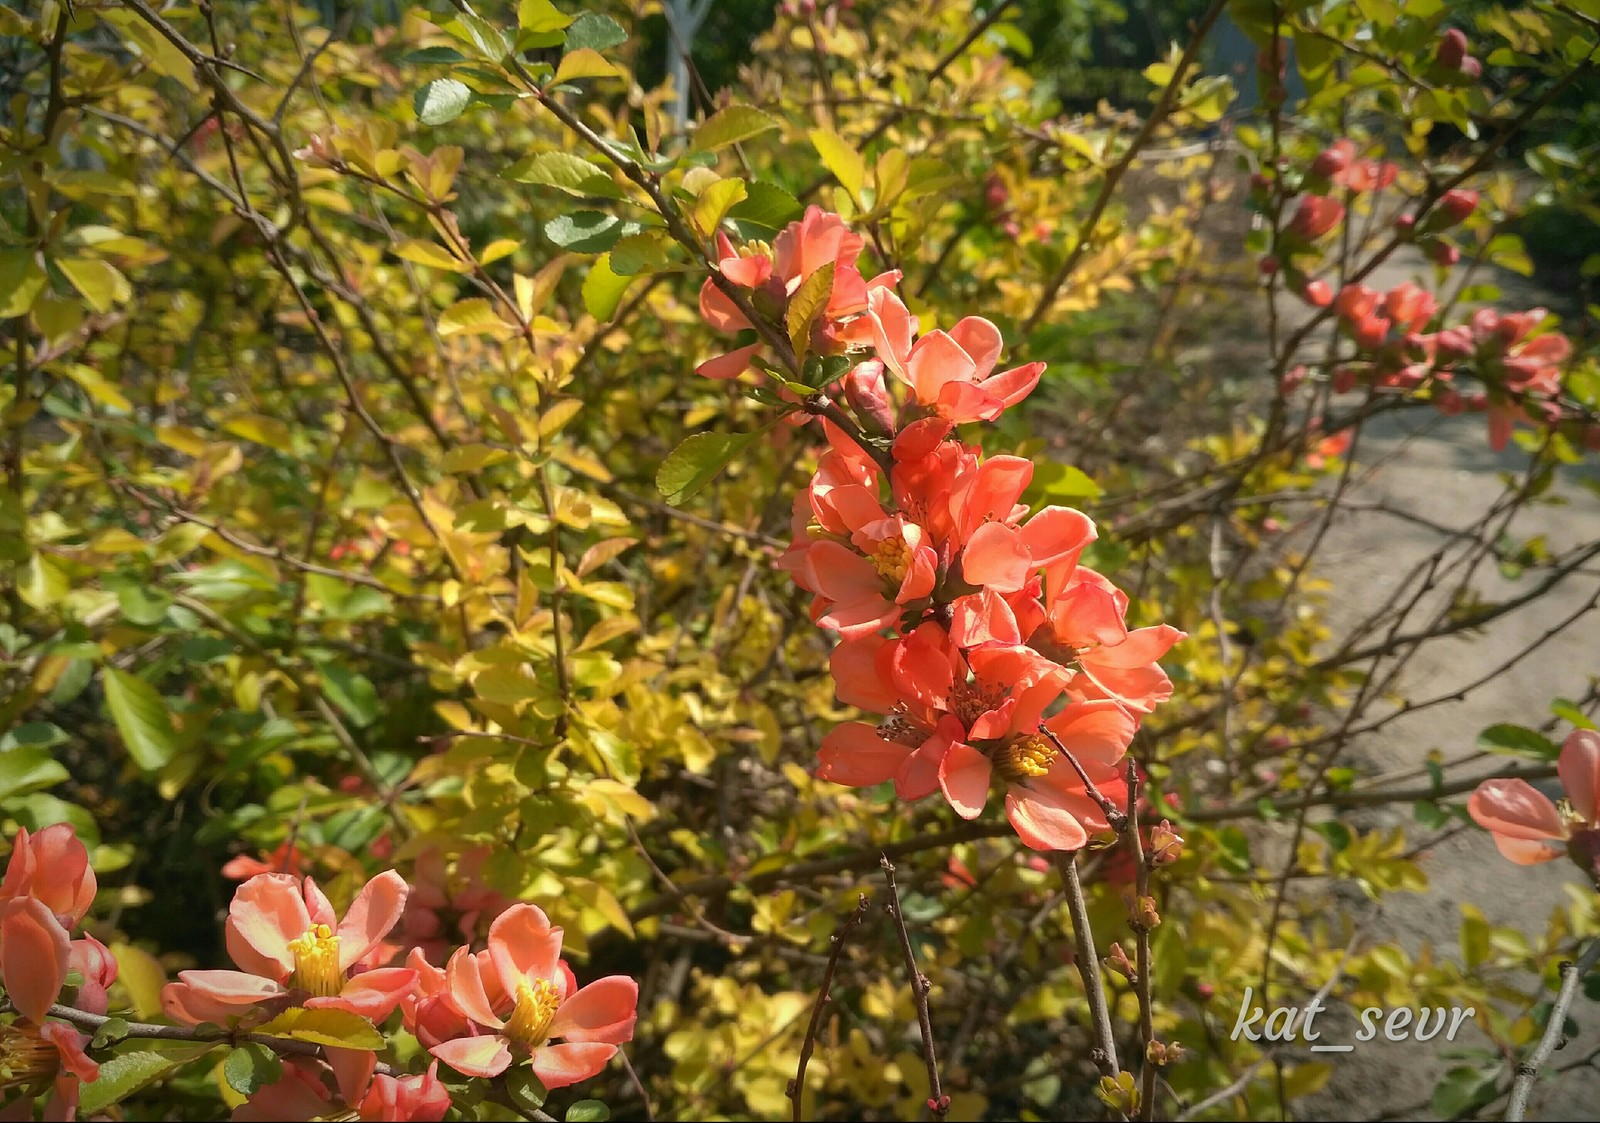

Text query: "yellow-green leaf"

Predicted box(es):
[582, 254, 633, 321]
[696, 105, 779, 151]
[0, 249, 46, 319]
[393, 239, 468, 272]
[785, 261, 834, 359]
[223, 415, 295, 454]
[693, 178, 748, 240]
[554, 48, 618, 83]
[253, 1008, 384, 1050]
[809, 127, 866, 203]
[57, 257, 132, 314]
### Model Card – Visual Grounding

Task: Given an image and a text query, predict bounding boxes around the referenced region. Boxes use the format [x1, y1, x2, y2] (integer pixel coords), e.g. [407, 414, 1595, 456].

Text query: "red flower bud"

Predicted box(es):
[1288, 195, 1344, 240]
[1426, 240, 1461, 267]
[1437, 188, 1479, 227]
[1259, 255, 1279, 277]
[1310, 139, 1354, 179]
[1436, 28, 1469, 70]
[1302, 279, 1333, 307]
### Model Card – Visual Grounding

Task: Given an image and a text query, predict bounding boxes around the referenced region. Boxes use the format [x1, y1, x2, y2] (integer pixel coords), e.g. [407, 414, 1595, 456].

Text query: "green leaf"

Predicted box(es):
[582, 254, 634, 320]
[56, 257, 131, 313]
[253, 1007, 385, 1050]
[1034, 461, 1103, 500]
[0, 248, 46, 319]
[547, 211, 623, 254]
[810, 127, 866, 202]
[102, 667, 179, 771]
[77, 1048, 211, 1114]
[693, 177, 747, 239]
[414, 79, 472, 126]
[785, 261, 834, 359]
[505, 151, 609, 194]
[1476, 723, 1559, 759]
[1430, 1065, 1501, 1120]
[567, 1100, 611, 1122]
[504, 1066, 549, 1112]
[729, 182, 802, 236]
[0, 745, 69, 800]
[222, 1043, 282, 1097]
[565, 12, 627, 52]
[656, 430, 761, 506]
[312, 657, 380, 728]
[696, 105, 779, 151]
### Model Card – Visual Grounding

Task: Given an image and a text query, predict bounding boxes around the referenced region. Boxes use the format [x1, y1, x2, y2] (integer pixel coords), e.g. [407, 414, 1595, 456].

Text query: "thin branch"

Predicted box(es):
[881, 856, 948, 1121]
[1506, 939, 1600, 1121]
[1055, 852, 1122, 1089]
[1020, 0, 1228, 335]
[788, 893, 870, 1122]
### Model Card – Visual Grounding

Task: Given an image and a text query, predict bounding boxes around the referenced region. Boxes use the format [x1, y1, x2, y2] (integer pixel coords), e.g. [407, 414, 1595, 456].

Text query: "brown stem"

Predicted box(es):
[1055, 852, 1122, 1091]
[880, 856, 948, 1121]
[788, 894, 870, 1122]
[1124, 762, 1157, 1121]
[1505, 938, 1600, 1121]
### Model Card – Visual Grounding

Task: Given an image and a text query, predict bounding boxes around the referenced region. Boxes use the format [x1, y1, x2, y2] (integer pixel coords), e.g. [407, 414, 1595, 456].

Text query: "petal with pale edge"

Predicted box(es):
[1559, 729, 1600, 825]
[430, 1034, 514, 1079]
[529, 1041, 618, 1091]
[548, 976, 639, 1044]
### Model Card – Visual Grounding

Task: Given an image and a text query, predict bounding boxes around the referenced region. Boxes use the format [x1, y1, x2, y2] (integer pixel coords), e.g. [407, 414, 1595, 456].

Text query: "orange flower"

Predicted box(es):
[429, 904, 637, 1089]
[1469, 729, 1600, 868]
[161, 872, 415, 1027]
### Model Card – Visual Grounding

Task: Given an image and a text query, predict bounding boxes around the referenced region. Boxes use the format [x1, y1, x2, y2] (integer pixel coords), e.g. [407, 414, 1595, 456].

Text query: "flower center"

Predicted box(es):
[876, 714, 926, 746]
[288, 924, 343, 998]
[0, 1025, 56, 1087]
[505, 979, 562, 1051]
[993, 734, 1059, 783]
[950, 680, 1005, 729]
[871, 537, 912, 583]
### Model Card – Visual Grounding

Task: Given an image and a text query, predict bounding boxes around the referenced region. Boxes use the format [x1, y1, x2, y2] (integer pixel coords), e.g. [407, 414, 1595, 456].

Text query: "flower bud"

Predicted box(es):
[1149, 820, 1184, 866]
[1426, 239, 1461, 267]
[1302, 279, 1333, 307]
[1289, 195, 1344, 239]
[1310, 140, 1354, 179]
[1279, 365, 1307, 396]
[1437, 188, 1479, 228]
[1437, 28, 1469, 70]
[1147, 1040, 1186, 1067]
[1258, 255, 1279, 277]
[1128, 893, 1160, 931]
[1104, 941, 1137, 982]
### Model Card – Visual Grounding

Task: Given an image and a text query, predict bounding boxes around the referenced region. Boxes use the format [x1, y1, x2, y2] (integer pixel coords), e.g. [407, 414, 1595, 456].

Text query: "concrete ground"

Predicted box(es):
[1266, 248, 1600, 1119]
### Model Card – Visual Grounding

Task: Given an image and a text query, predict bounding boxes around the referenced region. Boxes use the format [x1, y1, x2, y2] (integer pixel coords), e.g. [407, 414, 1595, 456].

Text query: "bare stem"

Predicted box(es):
[1055, 853, 1122, 1085]
[1505, 938, 1600, 1121]
[788, 894, 870, 1122]
[881, 856, 948, 1121]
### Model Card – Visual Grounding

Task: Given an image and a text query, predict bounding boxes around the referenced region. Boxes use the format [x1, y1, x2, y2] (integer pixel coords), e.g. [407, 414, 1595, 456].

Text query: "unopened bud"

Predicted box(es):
[1437, 28, 1469, 70]
[1149, 820, 1184, 866]
[1146, 1039, 1185, 1066]
[1129, 893, 1160, 931]
[1104, 941, 1137, 982]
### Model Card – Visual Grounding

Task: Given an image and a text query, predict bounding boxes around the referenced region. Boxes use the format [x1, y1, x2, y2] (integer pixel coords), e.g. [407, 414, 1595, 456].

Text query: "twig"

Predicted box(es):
[1124, 763, 1157, 1121]
[1020, 0, 1229, 335]
[1505, 939, 1600, 1121]
[1038, 723, 1127, 830]
[788, 894, 870, 1122]
[617, 1047, 654, 1122]
[1055, 853, 1123, 1093]
[881, 856, 948, 1121]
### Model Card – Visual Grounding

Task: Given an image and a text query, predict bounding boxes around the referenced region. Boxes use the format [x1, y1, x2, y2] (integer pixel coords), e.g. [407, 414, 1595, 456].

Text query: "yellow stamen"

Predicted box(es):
[505, 978, 562, 1051]
[287, 923, 343, 998]
[994, 734, 1059, 783]
[871, 537, 912, 583]
[0, 1024, 56, 1087]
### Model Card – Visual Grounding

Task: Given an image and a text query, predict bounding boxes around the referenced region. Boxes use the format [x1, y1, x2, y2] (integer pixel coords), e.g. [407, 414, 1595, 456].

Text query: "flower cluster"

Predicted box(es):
[0, 823, 638, 1122]
[0, 826, 106, 1120]
[697, 208, 1183, 850]
[1469, 729, 1600, 878]
[1258, 132, 1583, 453]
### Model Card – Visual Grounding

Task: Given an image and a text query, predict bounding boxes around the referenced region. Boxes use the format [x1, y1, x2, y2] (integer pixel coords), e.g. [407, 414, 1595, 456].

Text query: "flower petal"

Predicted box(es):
[817, 722, 908, 788]
[1559, 729, 1600, 825]
[1468, 778, 1567, 842]
[226, 873, 308, 978]
[548, 976, 639, 1044]
[429, 1034, 513, 1079]
[939, 741, 992, 819]
[529, 1041, 617, 1091]
[1005, 786, 1091, 852]
[0, 897, 70, 1024]
[488, 904, 563, 998]
[337, 871, 410, 972]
